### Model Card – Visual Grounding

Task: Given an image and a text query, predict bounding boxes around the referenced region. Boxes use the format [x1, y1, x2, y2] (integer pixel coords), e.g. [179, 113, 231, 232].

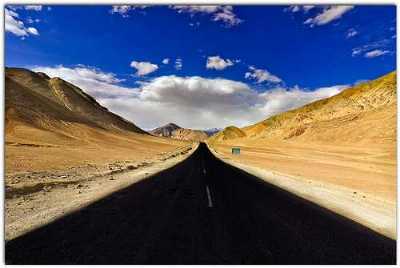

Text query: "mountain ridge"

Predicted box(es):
[209, 71, 396, 145]
[150, 123, 209, 141]
[5, 67, 146, 135]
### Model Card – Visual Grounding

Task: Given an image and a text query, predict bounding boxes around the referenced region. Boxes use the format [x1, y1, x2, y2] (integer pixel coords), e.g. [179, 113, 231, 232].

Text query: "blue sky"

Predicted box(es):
[5, 5, 397, 129]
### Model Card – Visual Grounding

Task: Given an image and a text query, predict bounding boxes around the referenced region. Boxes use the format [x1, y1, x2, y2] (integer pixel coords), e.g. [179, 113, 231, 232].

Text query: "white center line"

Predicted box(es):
[206, 185, 213, 208]
[203, 168, 206, 174]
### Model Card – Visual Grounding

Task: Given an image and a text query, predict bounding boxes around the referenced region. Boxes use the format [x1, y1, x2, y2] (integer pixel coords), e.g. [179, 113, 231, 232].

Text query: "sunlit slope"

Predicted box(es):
[5, 67, 188, 173]
[150, 123, 209, 141]
[6, 67, 146, 135]
[209, 126, 246, 142]
[210, 71, 396, 145]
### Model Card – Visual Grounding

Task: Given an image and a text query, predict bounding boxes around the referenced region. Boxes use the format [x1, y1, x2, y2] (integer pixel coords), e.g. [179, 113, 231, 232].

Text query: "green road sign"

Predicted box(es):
[232, 147, 240, 155]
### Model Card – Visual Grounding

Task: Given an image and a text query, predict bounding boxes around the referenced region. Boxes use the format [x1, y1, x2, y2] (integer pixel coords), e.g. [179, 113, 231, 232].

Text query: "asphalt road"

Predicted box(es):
[5, 143, 396, 264]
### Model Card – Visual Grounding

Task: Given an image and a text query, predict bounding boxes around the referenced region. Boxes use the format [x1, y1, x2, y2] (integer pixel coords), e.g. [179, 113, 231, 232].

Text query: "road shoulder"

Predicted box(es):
[6, 142, 199, 241]
[206, 143, 396, 240]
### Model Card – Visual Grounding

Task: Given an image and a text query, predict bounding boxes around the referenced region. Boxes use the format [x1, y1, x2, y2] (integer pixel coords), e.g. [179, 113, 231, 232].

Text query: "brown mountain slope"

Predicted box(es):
[207, 71, 397, 238]
[150, 123, 181, 137]
[210, 71, 396, 145]
[5, 67, 189, 173]
[210, 126, 246, 142]
[6, 67, 146, 134]
[150, 123, 209, 141]
[171, 128, 209, 141]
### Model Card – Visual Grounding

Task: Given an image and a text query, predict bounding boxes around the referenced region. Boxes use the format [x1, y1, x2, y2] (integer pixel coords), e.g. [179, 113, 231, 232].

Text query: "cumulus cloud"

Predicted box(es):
[105, 76, 346, 129]
[304, 5, 354, 27]
[171, 5, 242, 27]
[5, 8, 39, 37]
[110, 5, 148, 17]
[30, 65, 348, 130]
[130, 61, 159, 76]
[258, 85, 346, 117]
[206, 56, 234, 70]
[162, 58, 170, 64]
[175, 58, 183, 70]
[245, 66, 282, 84]
[364, 49, 390, 58]
[346, 28, 358, 38]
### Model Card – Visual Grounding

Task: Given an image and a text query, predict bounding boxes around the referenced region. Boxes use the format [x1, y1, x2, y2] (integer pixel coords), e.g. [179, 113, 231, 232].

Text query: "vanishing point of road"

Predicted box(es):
[5, 143, 396, 264]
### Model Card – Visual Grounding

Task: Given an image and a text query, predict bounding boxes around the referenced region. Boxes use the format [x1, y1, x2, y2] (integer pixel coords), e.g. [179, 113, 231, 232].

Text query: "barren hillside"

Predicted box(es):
[150, 123, 208, 141]
[5, 67, 189, 173]
[208, 71, 397, 238]
[210, 71, 396, 145]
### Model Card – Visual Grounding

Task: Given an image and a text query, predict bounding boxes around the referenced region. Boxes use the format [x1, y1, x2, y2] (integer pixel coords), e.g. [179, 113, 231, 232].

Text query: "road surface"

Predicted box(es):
[5, 143, 396, 264]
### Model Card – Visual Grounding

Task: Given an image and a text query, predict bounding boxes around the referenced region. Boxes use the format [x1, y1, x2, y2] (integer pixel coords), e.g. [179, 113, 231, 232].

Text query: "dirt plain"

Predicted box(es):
[208, 71, 397, 239]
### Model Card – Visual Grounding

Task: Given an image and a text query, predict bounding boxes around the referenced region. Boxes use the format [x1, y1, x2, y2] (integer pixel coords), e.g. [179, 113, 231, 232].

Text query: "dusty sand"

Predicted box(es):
[6, 142, 198, 241]
[208, 141, 396, 239]
[5, 68, 200, 241]
[6, 122, 191, 173]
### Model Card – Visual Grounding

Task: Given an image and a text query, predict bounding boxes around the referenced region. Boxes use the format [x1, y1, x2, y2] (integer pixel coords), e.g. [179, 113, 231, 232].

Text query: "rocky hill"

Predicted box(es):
[6, 67, 146, 135]
[5, 67, 190, 174]
[150, 123, 209, 141]
[209, 71, 396, 146]
[150, 123, 181, 137]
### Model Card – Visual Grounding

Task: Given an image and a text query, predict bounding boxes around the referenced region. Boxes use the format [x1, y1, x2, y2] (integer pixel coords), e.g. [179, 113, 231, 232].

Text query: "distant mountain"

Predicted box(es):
[209, 71, 396, 145]
[208, 126, 246, 142]
[5, 67, 189, 175]
[171, 128, 208, 141]
[150, 123, 208, 141]
[150, 123, 181, 137]
[203, 128, 221, 136]
[5, 67, 146, 134]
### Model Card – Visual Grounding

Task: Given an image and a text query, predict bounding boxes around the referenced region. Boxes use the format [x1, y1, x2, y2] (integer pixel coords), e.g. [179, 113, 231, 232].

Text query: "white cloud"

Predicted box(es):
[27, 27, 39, 35]
[25, 5, 42, 11]
[288, 5, 300, 12]
[30, 65, 348, 130]
[26, 17, 40, 24]
[206, 56, 234, 70]
[175, 58, 183, 70]
[245, 66, 282, 84]
[130, 61, 159, 76]
[171, 5, 242, 27]
[162, 58, 170, 64]
[32, 65, 136, 99]
[258, 85, 346, 119]
[5, 8, 39, 37]
[352, 40, 390, 57]
[110, 5, 148, 17]
[286, 5, 314, 13]
[108, 76, 346, 129]
[189, 22, 201, 27]
[346, 28, 358, 38]
[303, 6, 315, 12]
[364, 49, 390, 58]
[212, 6, 242, 27]
[304, 5, 354, 27]
[172, 5, 221, 14]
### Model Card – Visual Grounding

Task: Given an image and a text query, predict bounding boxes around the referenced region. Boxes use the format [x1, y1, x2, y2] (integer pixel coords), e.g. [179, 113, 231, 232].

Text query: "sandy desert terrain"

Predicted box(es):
[208, 71, 396, 238]
[5, 67, 194, 240]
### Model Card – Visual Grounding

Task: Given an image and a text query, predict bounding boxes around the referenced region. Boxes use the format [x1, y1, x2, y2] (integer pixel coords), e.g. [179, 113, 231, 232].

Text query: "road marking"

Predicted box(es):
[206, 185, 213, 208]
[203, 168, 206, 174]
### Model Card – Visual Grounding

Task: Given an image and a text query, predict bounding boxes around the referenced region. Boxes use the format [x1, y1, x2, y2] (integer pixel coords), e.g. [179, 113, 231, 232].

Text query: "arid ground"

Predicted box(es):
[208, 72, 396, 238]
